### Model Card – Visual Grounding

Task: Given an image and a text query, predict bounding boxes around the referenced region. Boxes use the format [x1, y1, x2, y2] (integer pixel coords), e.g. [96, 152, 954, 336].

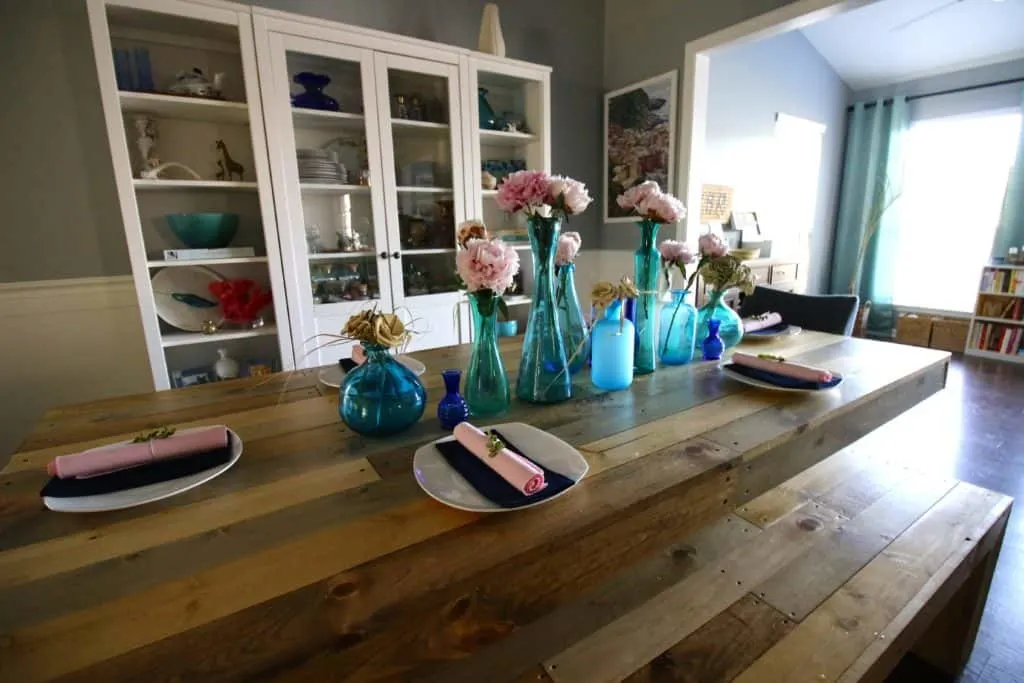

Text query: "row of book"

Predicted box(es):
[969, 323, 1024, 355]
[976, 297, 1023, 322]
[980, 268, 1024, 295]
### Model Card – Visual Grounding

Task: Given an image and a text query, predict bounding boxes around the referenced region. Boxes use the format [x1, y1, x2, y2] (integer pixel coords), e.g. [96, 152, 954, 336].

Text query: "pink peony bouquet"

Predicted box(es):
[496, 170, 592, 219]
[555, 231, 582, 267]
[617, 180, 687, 224]
[456, 236, 521, 296]
[698, 232, 729, 258]
[658, 239, 696, 289]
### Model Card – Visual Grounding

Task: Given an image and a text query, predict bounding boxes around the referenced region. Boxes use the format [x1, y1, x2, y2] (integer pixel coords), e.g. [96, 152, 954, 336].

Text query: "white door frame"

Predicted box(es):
[677, 0, 883, 242]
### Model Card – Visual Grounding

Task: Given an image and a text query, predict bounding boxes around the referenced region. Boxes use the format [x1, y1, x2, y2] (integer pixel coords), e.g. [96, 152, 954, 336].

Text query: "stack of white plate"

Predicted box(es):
[297, 149, 345, 184]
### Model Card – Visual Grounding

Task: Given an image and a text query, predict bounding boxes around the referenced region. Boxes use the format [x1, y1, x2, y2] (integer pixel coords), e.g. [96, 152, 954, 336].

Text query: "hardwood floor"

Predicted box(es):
[878, 354, 1024, 682]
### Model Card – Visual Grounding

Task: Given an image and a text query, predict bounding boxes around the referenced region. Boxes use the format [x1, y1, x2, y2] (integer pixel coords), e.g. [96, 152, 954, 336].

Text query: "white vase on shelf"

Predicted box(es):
[478, 4, 506, 57]
[213, 348, 240, 380]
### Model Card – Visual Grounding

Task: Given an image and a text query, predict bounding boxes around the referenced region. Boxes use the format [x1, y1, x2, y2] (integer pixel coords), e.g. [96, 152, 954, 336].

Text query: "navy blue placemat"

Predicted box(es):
[745, 322, 789, 336]
[433, 429, 577, 509]
[40, 434, 236, 499]
[724, 363, 841, 390]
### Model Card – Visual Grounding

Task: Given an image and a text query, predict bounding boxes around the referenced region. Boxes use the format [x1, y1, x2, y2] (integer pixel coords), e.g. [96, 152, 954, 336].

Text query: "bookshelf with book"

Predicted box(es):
[965, 264, 1024, 364]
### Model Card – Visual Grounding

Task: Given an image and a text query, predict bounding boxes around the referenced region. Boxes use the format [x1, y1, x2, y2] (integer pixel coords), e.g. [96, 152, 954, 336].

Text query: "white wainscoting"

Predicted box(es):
[0, 276, 152, 461]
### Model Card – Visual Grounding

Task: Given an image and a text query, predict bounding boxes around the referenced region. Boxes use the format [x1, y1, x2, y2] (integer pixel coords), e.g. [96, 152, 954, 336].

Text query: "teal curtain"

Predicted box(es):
[991, 87, 1024, 259]
[829, 96, 909, 337]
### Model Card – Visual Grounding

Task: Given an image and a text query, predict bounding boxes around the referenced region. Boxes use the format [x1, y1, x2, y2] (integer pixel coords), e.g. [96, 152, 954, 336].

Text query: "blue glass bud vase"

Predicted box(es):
[659, 289, 697, 365]
[697, 289, 744, 350]
[556, 263, 589, 374]
[339, 343, 426, 436]
[591, 300, 635, 391]
[703, 319, 725, 361]
[478, 87, 498, 130]
[465, 292, 511, 417]
[437, 369, 470, 430]
[633, 219, 660, 374]
[517, 216, 572, 403]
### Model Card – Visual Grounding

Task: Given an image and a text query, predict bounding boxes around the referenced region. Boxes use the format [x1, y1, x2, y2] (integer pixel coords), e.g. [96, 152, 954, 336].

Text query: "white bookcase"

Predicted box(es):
[965, 263, 1024, 364]
[86, 0, 552, 385]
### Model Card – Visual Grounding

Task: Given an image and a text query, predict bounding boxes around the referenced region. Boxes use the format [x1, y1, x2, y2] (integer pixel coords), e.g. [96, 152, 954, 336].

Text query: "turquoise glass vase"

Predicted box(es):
[517, 216, 572, 403]
[658, 289, 697, 365]
[697, 290, 744, 350]
[465, 292, 511, 417]
[591, 299, 635, 391]
[556, 263, 588, 375]
[339, 343, 426, 436]
[634, 219, 660, 374]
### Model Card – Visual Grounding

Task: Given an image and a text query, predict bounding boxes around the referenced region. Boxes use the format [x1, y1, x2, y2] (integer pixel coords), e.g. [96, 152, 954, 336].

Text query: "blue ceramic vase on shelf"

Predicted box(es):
[556, 263, 589, 375]
[697, 289, 744, 350]
[292, 72, 340, 112]
[633, 219, 661, 374]
[339, 344, 425, 436]
[591, 299, 635, 391]
[703, 319, 725, 361]
[517, 216, 572, 404]
[437, 369, 470, 430]
[659, 289, 697, 365]
[478, 87, 498, 129]
[465, 292, 511, 417]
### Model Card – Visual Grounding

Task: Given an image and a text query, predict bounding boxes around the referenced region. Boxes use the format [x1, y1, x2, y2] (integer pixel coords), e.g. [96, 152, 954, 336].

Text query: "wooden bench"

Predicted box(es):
[429, 445, 1012, 683]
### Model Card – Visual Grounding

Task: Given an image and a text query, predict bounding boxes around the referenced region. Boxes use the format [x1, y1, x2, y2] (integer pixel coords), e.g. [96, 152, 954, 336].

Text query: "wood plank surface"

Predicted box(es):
[0, 332, 952, 682]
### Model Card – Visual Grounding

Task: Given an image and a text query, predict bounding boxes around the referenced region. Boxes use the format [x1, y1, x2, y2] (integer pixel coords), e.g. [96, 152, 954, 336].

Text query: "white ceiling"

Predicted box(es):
[801, 0, 1024, 90]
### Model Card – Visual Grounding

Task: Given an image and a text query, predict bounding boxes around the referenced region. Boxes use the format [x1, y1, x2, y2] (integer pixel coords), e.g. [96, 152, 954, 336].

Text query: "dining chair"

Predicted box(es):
[738, 286, 860, 336]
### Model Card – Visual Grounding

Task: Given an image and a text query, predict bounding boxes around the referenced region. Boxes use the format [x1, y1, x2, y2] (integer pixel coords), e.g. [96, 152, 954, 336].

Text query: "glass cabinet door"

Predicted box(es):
[263, 34, 392, 366]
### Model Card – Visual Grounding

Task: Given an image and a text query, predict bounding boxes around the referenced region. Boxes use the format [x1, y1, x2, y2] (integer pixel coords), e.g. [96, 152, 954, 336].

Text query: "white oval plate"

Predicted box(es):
[413, 422, 589, 513]
[721, 363, 843, 394]
[151, 266, 223, 332]
[743, 324, 802, 341]
[318, 354, 426, 388]
[43, 427, 243, 513]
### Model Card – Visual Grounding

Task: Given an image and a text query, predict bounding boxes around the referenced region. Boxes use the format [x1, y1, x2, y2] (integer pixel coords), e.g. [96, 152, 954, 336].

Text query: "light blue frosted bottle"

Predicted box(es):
[591, 299, 635, 391]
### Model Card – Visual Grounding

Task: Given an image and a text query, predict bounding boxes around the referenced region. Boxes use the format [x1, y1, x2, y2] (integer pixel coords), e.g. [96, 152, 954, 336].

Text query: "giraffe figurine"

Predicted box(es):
[215, 140, 244, 181]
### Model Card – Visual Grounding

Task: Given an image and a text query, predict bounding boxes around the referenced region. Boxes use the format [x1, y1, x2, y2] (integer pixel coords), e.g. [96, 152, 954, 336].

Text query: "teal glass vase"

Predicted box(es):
[591, 299, 635, 391]
[465, 291, 511, 417]
[556, 263, 588, 375]
[697, 290, 744, 350]
[517, 216, 572, 403]
[339, 343, 426, 436]
[658, 289, 697, 365]
[633, 219, 660, 374]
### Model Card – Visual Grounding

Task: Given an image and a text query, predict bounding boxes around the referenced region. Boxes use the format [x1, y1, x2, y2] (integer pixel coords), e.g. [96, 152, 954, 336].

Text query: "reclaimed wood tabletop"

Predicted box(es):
[0, 332, 951, 682]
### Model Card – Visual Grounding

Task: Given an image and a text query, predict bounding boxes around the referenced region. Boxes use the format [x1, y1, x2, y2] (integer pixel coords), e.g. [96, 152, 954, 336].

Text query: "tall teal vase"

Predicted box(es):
[556, 263, 588, 375]
[658, 289, 697, 365]
[697, 290, 744, 350]
[591, 299, 635, 391]
[634, 219, 660, 374]
[339, 344, 426, 436]
[465, 291, 511, 417]
[517, 216, 572, 403]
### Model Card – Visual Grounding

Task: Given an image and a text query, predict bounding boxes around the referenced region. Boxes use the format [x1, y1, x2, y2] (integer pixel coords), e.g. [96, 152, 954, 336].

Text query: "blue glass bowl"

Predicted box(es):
[166, 213, 239, 249]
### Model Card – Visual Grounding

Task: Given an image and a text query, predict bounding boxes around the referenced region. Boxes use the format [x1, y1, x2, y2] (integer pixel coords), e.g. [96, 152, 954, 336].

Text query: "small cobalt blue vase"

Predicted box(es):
[437, 369, 470, 430]
[292, 72, 340, 111]
[703, 319, 725, 361]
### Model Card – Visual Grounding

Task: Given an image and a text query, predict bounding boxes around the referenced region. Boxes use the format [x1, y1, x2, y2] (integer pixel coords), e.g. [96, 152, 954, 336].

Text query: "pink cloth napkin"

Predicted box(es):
[731, 352, 833, 383]
[352, 345, 367, 365]
[453, 422, 547, 495]
[46, 425, 229, 479]
[743, 312, 783, 333]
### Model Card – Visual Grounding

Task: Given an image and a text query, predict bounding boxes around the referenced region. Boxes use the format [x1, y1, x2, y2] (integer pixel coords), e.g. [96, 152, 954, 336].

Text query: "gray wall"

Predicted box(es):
[0, 0, 129, 282]
[705, 31, 850, 293]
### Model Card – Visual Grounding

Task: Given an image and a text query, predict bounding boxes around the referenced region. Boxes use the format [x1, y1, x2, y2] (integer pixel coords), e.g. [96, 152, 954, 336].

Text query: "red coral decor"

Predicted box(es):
[208, 279, 273, 323]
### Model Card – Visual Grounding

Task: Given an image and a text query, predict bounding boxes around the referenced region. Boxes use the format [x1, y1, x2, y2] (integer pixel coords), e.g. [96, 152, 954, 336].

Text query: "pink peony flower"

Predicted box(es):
[496, 170, 551, 215]
[698, 232, 729, 258]
[549, 176, 593, 215]
[639, 193, 687, 223]
[658, 240, 695, 266]
[555, 231, 582, 266]
[616, 180, 661, 211]
[455, 237, 521, 294]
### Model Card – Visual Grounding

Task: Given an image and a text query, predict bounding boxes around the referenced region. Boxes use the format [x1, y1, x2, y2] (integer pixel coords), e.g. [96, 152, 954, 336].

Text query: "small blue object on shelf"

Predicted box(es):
[478, 87, 499, 130]
[165, 213, 239, 249]
[113, 48, 132, 90]
[703, 319, 725, 361]
[292, 72, 340, 111]
[591, 300, 635, 391]
[437, 369, 470, 430]
[133, 47, 154, 91]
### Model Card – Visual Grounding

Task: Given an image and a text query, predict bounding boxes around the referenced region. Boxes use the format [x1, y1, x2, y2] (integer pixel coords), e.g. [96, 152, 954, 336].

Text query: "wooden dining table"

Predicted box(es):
[0, 332, 950, 683]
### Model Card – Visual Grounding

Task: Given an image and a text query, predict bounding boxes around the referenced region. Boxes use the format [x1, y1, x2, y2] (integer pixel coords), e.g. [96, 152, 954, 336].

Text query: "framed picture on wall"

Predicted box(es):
[603, 70, 678, 222]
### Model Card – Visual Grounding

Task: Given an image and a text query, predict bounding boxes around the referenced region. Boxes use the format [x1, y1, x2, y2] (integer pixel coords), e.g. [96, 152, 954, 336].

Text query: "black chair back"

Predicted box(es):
[738, 287, 860, 336]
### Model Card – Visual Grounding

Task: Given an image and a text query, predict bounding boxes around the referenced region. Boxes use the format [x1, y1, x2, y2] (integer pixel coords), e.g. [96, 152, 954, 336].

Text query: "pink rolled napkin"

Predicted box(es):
[743, 312, 783, 333]
[352, 344, 367, 365]
[453, 422, 547, 495]
[731, 352, 833, 383]
[46, 425, 229, 479]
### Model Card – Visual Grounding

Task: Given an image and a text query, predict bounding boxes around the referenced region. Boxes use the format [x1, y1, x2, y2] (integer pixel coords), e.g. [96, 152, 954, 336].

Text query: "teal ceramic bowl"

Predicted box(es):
[497, 320, 518, 337]
[166, 213, 239, 249]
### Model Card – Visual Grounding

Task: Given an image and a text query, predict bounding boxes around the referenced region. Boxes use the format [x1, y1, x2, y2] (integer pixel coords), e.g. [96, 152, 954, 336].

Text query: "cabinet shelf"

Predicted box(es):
[977, 291, 1024, 298]
[391, 118, 448, 132]
[308, 252, 377, 261]
[148, 256, 268, 268]
[161, 325, 278, 348]
[505, 295, 532, 306]
[479, 129, 537, 145]
[482, 189, 498, 197]
[119, 91, 249, 124]
[291, 108, 365, 130]
[965, 348, 1024, 363]
[403, 248, 455, 255]
[133, 179, 259, 191]
[396, 186, 452, 194]
[974, 316, 1024, 325]
[300, 183, 371, 194]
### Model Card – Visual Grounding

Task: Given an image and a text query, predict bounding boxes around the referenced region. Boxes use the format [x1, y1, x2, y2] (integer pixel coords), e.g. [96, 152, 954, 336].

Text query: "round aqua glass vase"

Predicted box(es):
[658, 288, 697, 365]
[465, 291, 511, 417]
[517, 215, 572, 403]
[339, 343, 426, 436]
[555, 263, 589, 375]
[591, 299, 635, 391]
[697, 290, 744, 350]
[633, 219, 660, 374]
